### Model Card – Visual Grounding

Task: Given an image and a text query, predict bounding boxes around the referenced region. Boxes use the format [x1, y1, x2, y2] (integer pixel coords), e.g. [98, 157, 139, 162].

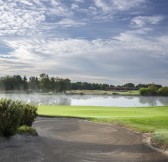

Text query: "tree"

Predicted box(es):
[124, 83, 135, 88]
[29, 77, 39, 91]
[100, 84, 109, 90]
[136, 84, 148, 89]
[139, 84, 158, 96]
[57, 78, 71, 92]
[158, 87, 168, 96]
[23, 76, 28, 91]
[148, 84, 158, 95]
[139, 88, 151, 96]
[39, 74, 51, 92]
[0, 75, 27, 91]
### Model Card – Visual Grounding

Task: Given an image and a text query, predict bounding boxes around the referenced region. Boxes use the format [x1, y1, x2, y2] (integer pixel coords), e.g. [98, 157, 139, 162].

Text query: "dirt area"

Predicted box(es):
[0, 117, 168, 162]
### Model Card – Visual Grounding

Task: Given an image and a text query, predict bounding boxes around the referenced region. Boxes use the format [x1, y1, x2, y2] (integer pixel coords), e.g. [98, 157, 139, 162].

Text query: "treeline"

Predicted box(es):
[0, 74, 70, 93]
[71, 82, 160, 90]
[139, 84, 168, 96]
[0, 74, 167, 95]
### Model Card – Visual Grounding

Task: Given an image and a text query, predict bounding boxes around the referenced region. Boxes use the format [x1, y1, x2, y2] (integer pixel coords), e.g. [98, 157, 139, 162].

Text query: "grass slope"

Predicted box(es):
[38, 105, 168, 150]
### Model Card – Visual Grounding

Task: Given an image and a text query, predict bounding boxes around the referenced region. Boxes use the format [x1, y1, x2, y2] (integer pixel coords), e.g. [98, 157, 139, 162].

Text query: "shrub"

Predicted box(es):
[158, 87, 168, 96]
[0, 99, 23, 136]
[20, 104, 38, 126]
[112, 92, 119, 95]
[139, 86, 158, 96]
[151, 132, 168, 151]
[139, 88, 151, 96]
[0, 98, 37, 136]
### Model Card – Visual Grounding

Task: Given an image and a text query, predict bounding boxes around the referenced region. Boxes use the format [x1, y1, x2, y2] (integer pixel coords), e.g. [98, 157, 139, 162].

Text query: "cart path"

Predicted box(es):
[0, 117, 168, 162]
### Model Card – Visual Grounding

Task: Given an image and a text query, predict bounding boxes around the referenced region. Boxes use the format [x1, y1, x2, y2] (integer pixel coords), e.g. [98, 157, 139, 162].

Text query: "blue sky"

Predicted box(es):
[0, 0, 168, 85]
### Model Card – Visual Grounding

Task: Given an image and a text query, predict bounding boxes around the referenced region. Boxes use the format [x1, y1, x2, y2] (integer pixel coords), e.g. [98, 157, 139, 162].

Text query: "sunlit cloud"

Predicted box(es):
[1, 31, 168, 84]
[0, 0, 168, 85]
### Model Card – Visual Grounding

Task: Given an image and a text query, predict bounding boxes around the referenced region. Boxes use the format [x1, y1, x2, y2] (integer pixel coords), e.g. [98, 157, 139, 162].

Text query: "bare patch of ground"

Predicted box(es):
[0, 117, 168, 162]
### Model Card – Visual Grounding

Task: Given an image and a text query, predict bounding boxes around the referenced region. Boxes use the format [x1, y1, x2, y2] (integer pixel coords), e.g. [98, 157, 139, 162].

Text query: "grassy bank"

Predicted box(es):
[38, 105, 168, 150]
[68, 90, 140, 96]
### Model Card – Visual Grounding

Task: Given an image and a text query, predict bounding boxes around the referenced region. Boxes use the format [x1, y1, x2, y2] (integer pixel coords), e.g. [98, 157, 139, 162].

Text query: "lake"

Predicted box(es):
[0, 93, 168, 107]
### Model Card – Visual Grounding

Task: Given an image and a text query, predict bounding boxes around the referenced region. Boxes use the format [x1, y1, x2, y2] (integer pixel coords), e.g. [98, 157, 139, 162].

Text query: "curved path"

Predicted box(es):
[0, 117, 168, 162]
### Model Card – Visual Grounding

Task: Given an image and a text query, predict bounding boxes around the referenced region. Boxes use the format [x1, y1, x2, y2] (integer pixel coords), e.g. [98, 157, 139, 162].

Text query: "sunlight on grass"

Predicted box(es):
[38, 105, 168, 149]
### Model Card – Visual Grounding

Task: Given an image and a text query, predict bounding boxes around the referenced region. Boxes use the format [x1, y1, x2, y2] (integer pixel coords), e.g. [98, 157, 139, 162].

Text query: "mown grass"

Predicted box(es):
[38, 105, 168, 150]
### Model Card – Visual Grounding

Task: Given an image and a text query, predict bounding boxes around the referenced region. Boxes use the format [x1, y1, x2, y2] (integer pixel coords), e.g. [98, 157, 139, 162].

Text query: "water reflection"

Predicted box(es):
[139, 97, 157, 107]
[139, 96, 168, 107]
[0, 93, 168, 107]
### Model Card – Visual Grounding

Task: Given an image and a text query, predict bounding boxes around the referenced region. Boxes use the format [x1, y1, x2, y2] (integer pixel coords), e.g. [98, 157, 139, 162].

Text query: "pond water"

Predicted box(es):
[0, 93, 168, 107]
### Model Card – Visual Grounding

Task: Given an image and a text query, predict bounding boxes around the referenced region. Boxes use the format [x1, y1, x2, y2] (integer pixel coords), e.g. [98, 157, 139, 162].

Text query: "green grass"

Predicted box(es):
[38, 105, 168, 149]
[17, 125, 37, 135]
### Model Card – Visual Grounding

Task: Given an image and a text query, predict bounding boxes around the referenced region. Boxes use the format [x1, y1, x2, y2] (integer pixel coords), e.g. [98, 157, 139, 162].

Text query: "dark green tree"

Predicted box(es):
[29, 77, 39, 91]
[158, 87, 168, 96]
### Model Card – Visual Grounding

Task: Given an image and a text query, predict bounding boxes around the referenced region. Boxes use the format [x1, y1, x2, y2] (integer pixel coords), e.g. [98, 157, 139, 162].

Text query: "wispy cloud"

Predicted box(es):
[1, 30, 168, 83]
[55, 18, 86, 28]
[0, 0, 74, 36]
[112, 0, 146, 11]
[0, 0, 168, 85]
[131, 15, 165, 27]
[94, 0, 146, 12]
[0, 0, 46, 36]
[0, 0, 149, 37]
[94, 0, 110, 12]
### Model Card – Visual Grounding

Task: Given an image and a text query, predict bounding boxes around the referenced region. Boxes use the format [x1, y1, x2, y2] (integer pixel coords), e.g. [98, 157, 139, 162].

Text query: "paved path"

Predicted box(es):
[0, 117, 168, 162]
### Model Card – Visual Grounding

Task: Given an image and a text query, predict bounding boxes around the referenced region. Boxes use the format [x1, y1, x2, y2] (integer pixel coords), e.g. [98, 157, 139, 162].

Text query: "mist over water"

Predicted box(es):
[0, 93, 168, 107]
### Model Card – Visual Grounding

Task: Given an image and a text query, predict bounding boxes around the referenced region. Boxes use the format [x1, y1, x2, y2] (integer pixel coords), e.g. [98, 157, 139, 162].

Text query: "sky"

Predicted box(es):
[0, 0, 168, 85]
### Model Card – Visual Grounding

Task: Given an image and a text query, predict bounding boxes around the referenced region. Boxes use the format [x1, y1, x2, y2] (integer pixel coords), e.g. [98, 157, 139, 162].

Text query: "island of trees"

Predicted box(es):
[0, 73, 167, 96]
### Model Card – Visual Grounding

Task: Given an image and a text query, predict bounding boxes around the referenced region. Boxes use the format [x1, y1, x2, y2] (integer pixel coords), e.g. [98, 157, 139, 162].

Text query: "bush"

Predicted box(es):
[151, 132, 168, 151]
[0, 98, 37, 136]
[158, 87, 168, 96]
[20, 104, 38, 126]
[139, 86, 158, 96]
[139, 88, 151, 96]
[112, 92, 119, 95]
[0, 99, 23, 136]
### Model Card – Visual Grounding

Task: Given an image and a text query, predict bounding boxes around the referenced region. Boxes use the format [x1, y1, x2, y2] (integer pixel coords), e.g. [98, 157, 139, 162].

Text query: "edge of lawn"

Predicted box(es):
[37, 105, 168, 154]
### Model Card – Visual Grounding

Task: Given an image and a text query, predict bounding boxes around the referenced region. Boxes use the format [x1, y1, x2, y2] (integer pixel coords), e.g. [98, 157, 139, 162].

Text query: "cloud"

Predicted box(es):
[90, 0, 147, 22]
[131, 16, 165, 27]
[1, 29, 168, 84]
[94, 0, 110, 12]
[55, 18, 86, 27]
[94, 0, 146, 12]
[112, 0, 146, 11]
[0, 0, 149, 37]
[73, 0, 84, 3]
[0, 0, 167, 85]
[0, 0, 73, 36]
[0, 0, 46, 36]
[113, 31, 168, 54]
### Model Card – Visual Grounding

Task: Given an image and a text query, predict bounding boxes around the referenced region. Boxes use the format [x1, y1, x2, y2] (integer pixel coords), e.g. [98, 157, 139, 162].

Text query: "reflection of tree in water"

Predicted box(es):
[70, 94, 121, 100]
[139, 96, 168, 106]
[0, 94, 72, 105]
[139, 97, 157, 106]
[58, 97, 71, 105]
[157, 97, 168, 106]
[1, 93, 167, 106]
[123, 96, 134, 100]
[33, 95, 71, 105]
